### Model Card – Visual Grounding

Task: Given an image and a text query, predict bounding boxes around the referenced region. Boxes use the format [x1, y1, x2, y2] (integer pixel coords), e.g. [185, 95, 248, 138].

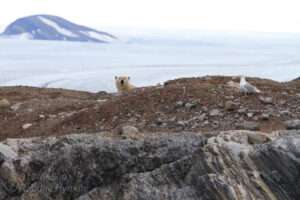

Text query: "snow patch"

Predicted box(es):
[80, 31, 115, 42]
[5, 33, 33, 40]
[38, 16, 78, 38]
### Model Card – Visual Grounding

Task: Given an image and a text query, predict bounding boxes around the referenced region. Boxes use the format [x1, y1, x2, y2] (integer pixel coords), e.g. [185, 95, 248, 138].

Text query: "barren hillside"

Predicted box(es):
[0, 76, 300, 140]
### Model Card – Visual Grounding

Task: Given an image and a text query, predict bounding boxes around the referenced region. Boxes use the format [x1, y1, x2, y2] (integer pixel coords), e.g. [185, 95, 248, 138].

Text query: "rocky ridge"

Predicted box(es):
[1, 76, 300, 140]
[0, 130, 299, 199]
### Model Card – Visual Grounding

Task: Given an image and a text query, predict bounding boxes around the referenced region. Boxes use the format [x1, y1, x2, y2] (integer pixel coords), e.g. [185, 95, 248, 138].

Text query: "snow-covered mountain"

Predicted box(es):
[1, 15, 117, 43]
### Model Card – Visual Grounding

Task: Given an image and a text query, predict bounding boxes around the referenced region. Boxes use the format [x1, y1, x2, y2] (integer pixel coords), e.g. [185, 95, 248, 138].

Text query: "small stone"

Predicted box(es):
[96, 99, 107, 103]
[119, 125, 139, 139]
[128, 118, 137, 123]
[285, 120, 300, 130]
[198, 113, 207, 121]
[11, 103, 22, 111]
[279, 100, 286, 105]
[26, 108, 34, 113]
[260, 113, 271, 121]
[238, 108, 247, 114]
[237, 121, 259, 131]
[161, 123, 167, 127]
[203, 120, 209, 125]
[247, 113, 254, 118]
[279, 110, 290, 116]
[177, 121, 186, 127]
[185, 102, 197, 109]
[49, 114, 56, 119]
[112, 116, 118, 122]
[225, 96, 234, 100]
[209, 109, 221, 117]
[169, 117, 177, 122]
[22, 123, 32, 130]
[0, 99, 10, 110]
[259, 96, 273, 104]
[224, 101, 237, 111]
[202, 106, 208, 112]
[247, 133, 271, 144]
[39, 114, 46, 119]
[175, 101, 184, 108]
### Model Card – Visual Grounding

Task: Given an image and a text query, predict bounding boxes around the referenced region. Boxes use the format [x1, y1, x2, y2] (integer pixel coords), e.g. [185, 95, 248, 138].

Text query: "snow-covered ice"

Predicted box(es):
[80, 31, 116, 42]
[0, 33, 300, 92]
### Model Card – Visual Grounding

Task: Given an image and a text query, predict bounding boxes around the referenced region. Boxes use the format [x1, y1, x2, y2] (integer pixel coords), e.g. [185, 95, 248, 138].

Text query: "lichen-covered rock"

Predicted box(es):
[0, 131, 299, 200]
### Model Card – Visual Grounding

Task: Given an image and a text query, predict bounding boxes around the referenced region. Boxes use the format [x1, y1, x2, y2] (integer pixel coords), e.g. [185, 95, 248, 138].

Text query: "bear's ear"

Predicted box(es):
[115, 76, 118, 80]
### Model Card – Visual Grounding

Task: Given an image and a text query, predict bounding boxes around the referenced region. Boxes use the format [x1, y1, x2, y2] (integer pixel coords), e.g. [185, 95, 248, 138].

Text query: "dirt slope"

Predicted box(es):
[0, 76, 300, 140]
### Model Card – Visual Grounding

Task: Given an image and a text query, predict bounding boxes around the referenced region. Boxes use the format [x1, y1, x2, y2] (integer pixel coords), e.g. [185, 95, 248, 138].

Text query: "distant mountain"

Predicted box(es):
[1, 15, 117, 43]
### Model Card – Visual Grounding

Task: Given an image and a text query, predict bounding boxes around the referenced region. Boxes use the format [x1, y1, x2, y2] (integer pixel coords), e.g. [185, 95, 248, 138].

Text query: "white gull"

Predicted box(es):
[239, 76, 261, 94]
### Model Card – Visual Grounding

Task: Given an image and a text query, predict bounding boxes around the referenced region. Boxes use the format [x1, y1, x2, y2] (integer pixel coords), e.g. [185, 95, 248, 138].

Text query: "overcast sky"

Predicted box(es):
[1, 0, 300, 33]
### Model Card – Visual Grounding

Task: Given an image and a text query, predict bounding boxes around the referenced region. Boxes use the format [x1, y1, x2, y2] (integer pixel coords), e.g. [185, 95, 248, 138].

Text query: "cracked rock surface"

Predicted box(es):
[0, 130, 299, 200]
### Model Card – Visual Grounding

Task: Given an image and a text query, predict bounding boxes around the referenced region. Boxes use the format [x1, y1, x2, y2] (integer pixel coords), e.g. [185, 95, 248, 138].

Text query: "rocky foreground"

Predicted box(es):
[0, 130, 299, 199]
[0, 76, 300, 199]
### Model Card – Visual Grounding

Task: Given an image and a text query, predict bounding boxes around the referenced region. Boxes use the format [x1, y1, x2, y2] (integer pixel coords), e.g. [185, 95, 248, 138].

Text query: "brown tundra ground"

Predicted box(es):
[0, 76, 300, 140]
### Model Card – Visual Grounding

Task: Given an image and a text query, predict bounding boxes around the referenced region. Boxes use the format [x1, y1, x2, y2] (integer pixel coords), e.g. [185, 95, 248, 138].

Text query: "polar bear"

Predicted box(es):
[115, 76, 135, 93]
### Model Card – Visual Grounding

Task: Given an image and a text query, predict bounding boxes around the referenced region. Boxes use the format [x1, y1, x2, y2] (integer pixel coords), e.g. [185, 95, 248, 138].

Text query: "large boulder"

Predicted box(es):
[0, 130, 299, 199]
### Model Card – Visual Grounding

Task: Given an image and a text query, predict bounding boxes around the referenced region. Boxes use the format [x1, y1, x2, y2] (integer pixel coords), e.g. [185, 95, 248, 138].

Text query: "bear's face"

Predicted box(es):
[115, 76, 131, 87]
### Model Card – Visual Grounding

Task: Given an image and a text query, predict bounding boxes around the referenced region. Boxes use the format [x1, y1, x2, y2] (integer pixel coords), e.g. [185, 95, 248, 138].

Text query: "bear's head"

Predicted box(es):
[115, 76, 131, 86]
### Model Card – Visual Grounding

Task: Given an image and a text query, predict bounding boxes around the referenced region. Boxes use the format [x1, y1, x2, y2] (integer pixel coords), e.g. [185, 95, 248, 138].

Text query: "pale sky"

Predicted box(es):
[1, 0, 300, 33]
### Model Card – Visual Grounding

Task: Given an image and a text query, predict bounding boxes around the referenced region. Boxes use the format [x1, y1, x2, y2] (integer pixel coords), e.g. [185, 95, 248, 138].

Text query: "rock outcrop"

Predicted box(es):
[0, 130, 299, 200]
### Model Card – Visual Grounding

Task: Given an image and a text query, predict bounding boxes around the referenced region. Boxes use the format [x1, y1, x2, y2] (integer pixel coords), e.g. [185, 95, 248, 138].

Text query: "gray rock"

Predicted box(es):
[177, 120, 187, 127]
[260, 113, 271, 121]
[209, 109, 221, 117]
[259, 96, 273, 104]
[247, 113, 254, 118]
[185, 102, 197, 109]
[120, 125, 139, 139]
[175, 101, 184, 108]
[224, 101, 237, 111]
[198, 113, 207, 121]
[238, 108, 247, 114]
[0, 131, 300, 199]
[279, 110, 291, 116]
[202, 106, 208, 112]
[285, 119, 300, 130]
[279, 100, 287, 105]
